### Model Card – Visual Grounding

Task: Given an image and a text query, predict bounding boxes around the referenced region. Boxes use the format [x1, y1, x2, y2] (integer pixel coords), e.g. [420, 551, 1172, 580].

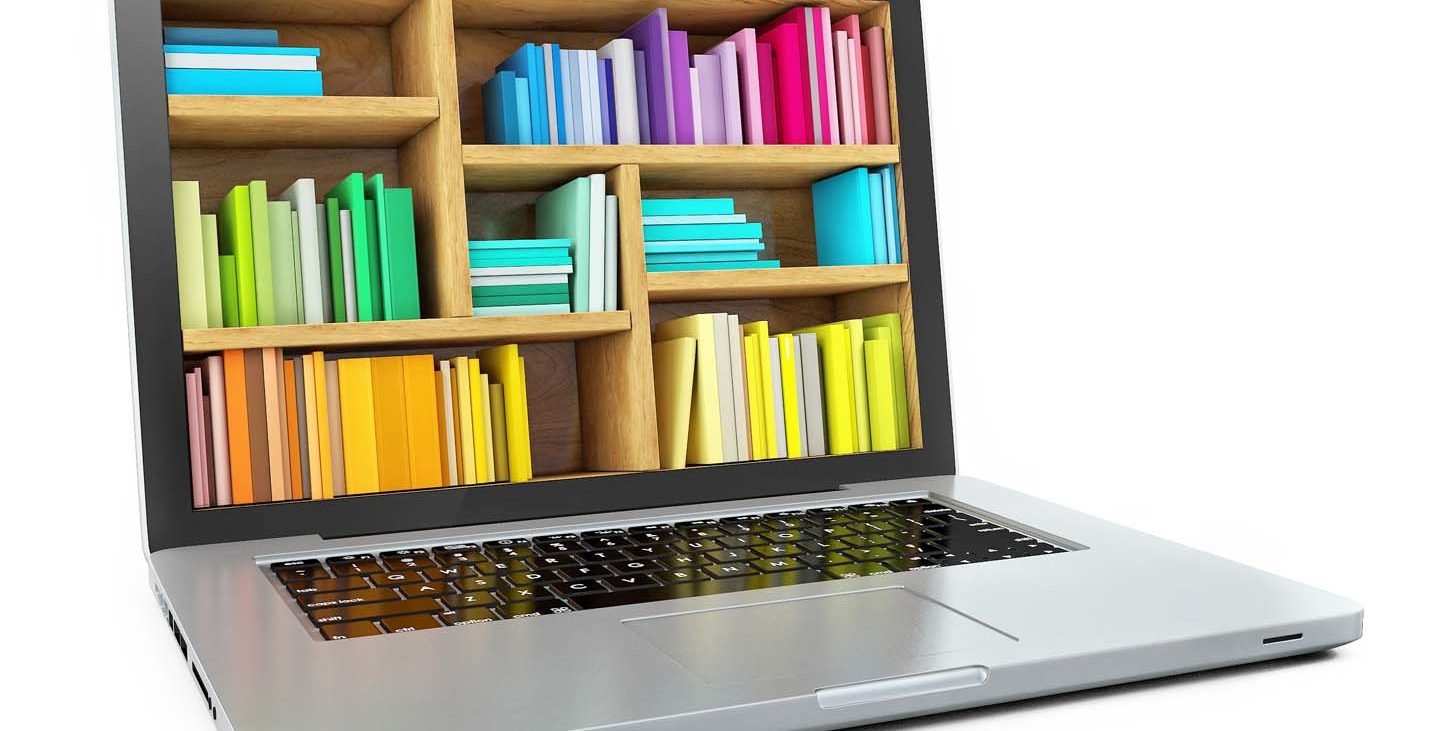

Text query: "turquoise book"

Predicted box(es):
[643, 222, 764, 242]
[647, 260, 782, 272]
[497, 43, 551, 145]
[812, 167, 877, 266]
[644, 241, 764, 254]
[535, 177, 593, 313]
[881, 165, 901, 264]
[469, 254, 574, 268]
[165, 69, 323, 96]
[515, 78, 533, 145]
[164, 44, 319, 56]
[483, 71, 521, 144]
[470, 239, 573, 251]
[641, 198, 735, 217]
[868, 173, 888, 266]
[646, 251, 762, 264]
[163, 27, 279, 47]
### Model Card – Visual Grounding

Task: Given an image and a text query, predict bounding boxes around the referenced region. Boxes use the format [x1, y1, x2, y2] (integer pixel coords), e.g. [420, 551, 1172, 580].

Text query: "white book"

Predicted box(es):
[339, 210, 358, 323]
[586, 174, 606, 313]
[312, 204, 333, 322]
[604, 195, 619, 312]
[578, 51, 596, 144]
[634, 49, 652, 144]
[850, 36, 865, 144]
[471, 273, 571, 287]
[587, 50, 605, 145]
[769, 338, 788, 459]
[727, 315, 750, 461]
[803, 9, 822, 143]
[689, 67, 704, 144]
[642, 214, 748, 226]
[563, 50, 580, 145]
[542, 43, 560, 146]
[710, 313, 738, 463]
[820, 7, 841, 144]
[598, 39, 641, 145]
[282, 180, 325, 324]
[472, 304, 571, 317]
[470, 264, 574, 278]
[798, 333, 827, 456]
[439, 361, 458, 486]
[165, 52, 317, 71]
[834, 31, 855, 144]
[710, 41, 744, 145]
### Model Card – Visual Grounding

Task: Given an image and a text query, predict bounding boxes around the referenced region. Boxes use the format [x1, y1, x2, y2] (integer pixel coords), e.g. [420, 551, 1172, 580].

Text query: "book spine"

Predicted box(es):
[165, 68, 323, 96]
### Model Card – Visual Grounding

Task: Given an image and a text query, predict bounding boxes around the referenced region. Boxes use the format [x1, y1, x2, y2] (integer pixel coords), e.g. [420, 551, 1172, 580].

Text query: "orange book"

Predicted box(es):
[309, 352, 336, 500]
[261, 348, 289, 502]
[243, 349, 272, 502]
[283, 358, 305, 499]
[337, 358, 380, 494]
[402, 355, 443, 489]
[222, 350, 254, 504]
[435, 372, 452, 486]
[370, 357, 413, 492]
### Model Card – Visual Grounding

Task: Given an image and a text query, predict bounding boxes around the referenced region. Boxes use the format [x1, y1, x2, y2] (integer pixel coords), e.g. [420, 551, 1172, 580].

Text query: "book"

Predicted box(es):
[163, 27, 280, 47]
[862, 313, 911, 449]
[835, 15, 866, 143]
[218, 186, 257, 326]
[598, 39, 641, 144]
[777, 334, 805, 458]
[542, 43, 564, 145]
[469, 238, 573, 251]
[338, 209, 359, 321]
[812, 167, 877, 266]
[863, 27, 893, 145]
[653, 337, 697, 470]
[758, 16, 809, 143]
[472, 283, 569, 298]
[472, 304, 572, 317]
[585, 174, 607, 312]
[668, 30, 697, 144]
[881, 165, 901, 263]
[242, 349, 271, 503]
[497, 43, 551, 145]
[726, 315, 750, 461]
[769, 338, 789, 458]
[562, 51, 581, 144]
[693, 53, 725, 146]
[452, 357, 477, 483]
[622, 10, 676, 144]
[869, 173, 888, 265]
[165, 68, 323, 96]
[719, 30, 764, 145]
[369, 357, 412, 492]
[470, 264, 573, 278]
[200, 214, 222, 328]
[742, 333, 767, 459]
[477, 345, 532, 482]
[336, 357, 380, 494]
[580, 51, 600, 144]
[644, 240, 765, 254]
[292, 357, 313, 500]
[204, 356, 232, 505]
[186, 370, 207, 507]
[796, 323, 856, 454]
[437, 362, 458, 486]
[467, 362, 492, 483]
[483, 71, 520, 144]
[643, 222, 764, 242]
[797, 333, 827, 456]
[535, 176, 593, 313]
[646, 260, 781, 273]
[641, 198, 735, 217]
[514, 77, 533, 144]
[642, 214, 748, 226]
[634, 49, 652, 144]
[382, 188, 422, 320]
[689, 67, 704, 143]
[163, 43, 316, 55]
[468, 250, 572, 266]
[324, 359, 348, 496]
[217, 255, 238, 327]
[864, 338, 898, 451]
[282, 358, 305, 498]
[472, 292, 571, 307]
[245, 181, 276, 326]
[172, 182, 208, 329]
[281, 180, 325, 324]
[840, 319, 871, 452]
[712, 41, 744, 144]
[834, 31, 855, 144]
[646, 251, 761, 265]
[598, 58, 614, 144]
[605, 195, 619, 311]
[756, 42, 779, 144]
[221, 350, 252, 502]
[470, 273, 571, 287]
[165, 51, 318, 71]
[488, 383, 510, 481]
[743, 322, 778, 459]
[301, 355, 325, 499]
[267, 201, 300, 325]
[817, 7, 841, 145]
[654, 315, 725, 464]
[261, 348, 290, 501]
[475, 368, 496, 483]
[326, 174, 380, 321]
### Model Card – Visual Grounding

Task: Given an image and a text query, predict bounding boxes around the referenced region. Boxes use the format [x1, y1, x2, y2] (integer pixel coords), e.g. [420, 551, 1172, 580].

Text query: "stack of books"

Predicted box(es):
[163, 27, 323, 96]
[480, 6, 891, 146]
[172, 173, 421, 330]
[642, 198, 779, 273]
[469, 240, 575, 316]
[812, 165, 903, 266]
[652, 312, 909, 468]
[184, 345, 535, 509]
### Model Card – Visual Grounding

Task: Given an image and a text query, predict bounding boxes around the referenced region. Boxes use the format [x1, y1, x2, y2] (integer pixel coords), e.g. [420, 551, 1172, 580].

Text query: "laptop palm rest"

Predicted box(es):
[622, 587, 1016, 688]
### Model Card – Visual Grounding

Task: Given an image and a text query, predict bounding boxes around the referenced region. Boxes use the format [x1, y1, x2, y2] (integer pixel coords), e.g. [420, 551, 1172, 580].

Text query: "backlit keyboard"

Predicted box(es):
[269, 498, 1068, 640]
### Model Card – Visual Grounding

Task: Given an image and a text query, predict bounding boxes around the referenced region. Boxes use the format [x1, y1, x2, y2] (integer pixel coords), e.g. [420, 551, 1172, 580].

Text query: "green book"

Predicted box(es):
[171, 181, 208, 330]
[218, 254, 240, 328]
[383, 188, 422, 320]
[471, 292, 572, 307]
[535, 176, 592, 313]
[470, 283, 569, 298]
[364, 174, 394, 320]
[863, 314, 911, 450]
[325, 173, 381, 322]
[268, 201, 300, 325]
[217, 185, 257, 327]
[247, 180, 276, 326]
[291, 210, 305, 322]
[324, 198, 346, 321]
[200, 214, 223, 328]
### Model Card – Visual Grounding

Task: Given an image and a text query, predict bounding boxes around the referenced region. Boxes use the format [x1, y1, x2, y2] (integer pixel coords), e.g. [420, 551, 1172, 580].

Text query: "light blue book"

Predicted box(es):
[470, 239, 573, 251]
[163, 44, 319, 56]
[641, 198, 735, 217]
[498, 43, 551, 145]
[468, 253, 573, 267]
[642, 213, 748, 226]
[515, 77, 533, 145]
[644, 241, 764, 254]
[165, 69, 323, 96]
[869, 173, 888, 266]
[474, 303, 573, 317]
[881, 165, 901, 264]
[549, 44, 568, 144]
[644, 222, 764, 242]
[646, 260, 782, 273]
[163, 27, 280, 47]
[812, 167, 876, 266]
[647, 251, 762, 264]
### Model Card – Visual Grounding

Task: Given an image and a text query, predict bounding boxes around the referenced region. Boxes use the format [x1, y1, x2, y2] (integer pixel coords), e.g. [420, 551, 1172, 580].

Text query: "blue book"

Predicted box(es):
[641, 198, 735, 217]
[599, 58, 615, 145]
[644, 222, 764, 242]
[163, 44, 319, 56]
[881, 165, 901, 264]
[165, 69, 322, 96]
[470, 239, 573, 251]
[163, 27, 280, 47]
[468, 253, 574, 268]
[647, 251, 762, 264]
[646, 260, 783, 273]
[868, 173, 889, 266]
[645, 241, 765, 254]
[549, 44, 568, 145]
[515, 77, 533, 145]
[497, 44, 551, 145]
[469, 248, 572, 264]
[483, 71, 520, 144]
[812, 168, 877, 266]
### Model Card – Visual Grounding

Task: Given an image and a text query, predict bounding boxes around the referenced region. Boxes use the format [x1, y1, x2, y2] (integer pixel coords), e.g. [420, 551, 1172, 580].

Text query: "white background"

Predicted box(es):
[1, 0, 1435, 727]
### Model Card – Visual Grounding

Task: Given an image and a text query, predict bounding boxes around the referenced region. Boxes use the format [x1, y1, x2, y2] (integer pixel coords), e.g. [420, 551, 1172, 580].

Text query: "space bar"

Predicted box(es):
[570, 569, 826, 610]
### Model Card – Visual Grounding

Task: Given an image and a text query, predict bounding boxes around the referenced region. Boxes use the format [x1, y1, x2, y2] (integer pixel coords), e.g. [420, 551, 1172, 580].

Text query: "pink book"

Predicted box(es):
[851, 36, 867, 143]
[863, 26, 893, 145]
[816, 7, 840, 145]
[834, 31, 856, 144]
[706, 41, 744, 144]
[756, 42, 779, 144]
[757, 19, 810, 144]
[835, 15, 867, 144]
[205, 354, 232, 506]
[718, 30, 764, 145]
[202, 394, 216, 508]
[185, 369, 209, 509]
[858, 40, 875, 143]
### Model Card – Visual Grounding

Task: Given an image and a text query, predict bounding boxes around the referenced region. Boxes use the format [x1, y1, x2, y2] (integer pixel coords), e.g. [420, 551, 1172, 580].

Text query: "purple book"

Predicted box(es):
[693, 54, 726, 145]
[599, 58, 616, 145]
[621, 10, 674, 144]
[706, 41, 744, 145]
[668, 30, 696, 144]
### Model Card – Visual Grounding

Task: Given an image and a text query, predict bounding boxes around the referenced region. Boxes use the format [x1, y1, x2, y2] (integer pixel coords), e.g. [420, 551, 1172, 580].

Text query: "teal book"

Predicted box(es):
[646, 251, 762, 264]
[643, 222, 764, 242]
[471, 283, 570, 298]
[469, 239, 573, 251]
[880, 165, 901, 264]
[483, 71, 521, 144]
[468, 253, 574, 268]
[382, 188, 422, 320]
[515, 77, 533, 145]
[868, 173, 888, 266]
[473, 303, 572, 317]
[267, 201, 300, 325]
[324, 198, 346, 320]
[812, 167, 877, 266]
[163, 27, 280, 47]
[163, 44, 318, 56]
[472, 292, 572, 307]
[497, 43, 551, 144]
[247, 180, 276, 325]
[535, 176, 593, 313]
[326, 174, 380, 321]
[644, 241, 764, 254]
[646, 260, 782, 273]
[641, 198, 735, 217]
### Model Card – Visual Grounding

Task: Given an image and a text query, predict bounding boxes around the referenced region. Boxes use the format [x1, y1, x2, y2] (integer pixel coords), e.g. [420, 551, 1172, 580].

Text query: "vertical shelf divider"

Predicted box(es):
[575, 164, 661, 472]
[391, 0, 471, 318]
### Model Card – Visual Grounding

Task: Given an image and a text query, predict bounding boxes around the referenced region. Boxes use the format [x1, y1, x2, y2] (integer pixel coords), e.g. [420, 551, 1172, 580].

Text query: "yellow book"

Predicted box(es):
[796, 323, 857, 454]
[370, 357, 413, 492]
[653, 337, 697, 469]
[477, 372, 497, 483]
[477, 345, 532, 482]
[489, 383, 510, 481]
[307, 353, 335, 499]
[742, 333, 767, 459]
[468, 360, 492, 483]
[336, 358, 380, 494]
[864, 339, 898, 451]
[654, 315, 723, 464]
[840, 320, 871, 452]
[452, 357, 477, 484]
[777, 334, 803, 458]
[434, 372, 452, 486]
[742, 322, 778, 459]
[862, 313, 911, 449]
[402, 355, 443, 489]
[300, 355, 324, 500]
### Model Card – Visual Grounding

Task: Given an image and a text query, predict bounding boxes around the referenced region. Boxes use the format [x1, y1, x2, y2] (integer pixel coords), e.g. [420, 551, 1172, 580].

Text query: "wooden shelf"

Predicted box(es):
[182, 312, 632, 354]
[453, 0, 886, 34]
[161, 0, 414, 25]
[463, 145, 900, 191]
[168, 96, 441, 149]
[648, 265, 910, 303]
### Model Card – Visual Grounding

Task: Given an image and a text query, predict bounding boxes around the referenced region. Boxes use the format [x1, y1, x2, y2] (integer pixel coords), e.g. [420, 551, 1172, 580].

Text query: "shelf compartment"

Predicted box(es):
[168, 96, 440, 149]
[181, 312, 632, 354]
[161, 0, 414, 26]
[452, 0, 887, 34]
[648, 264, 909, 303]
[462, 145, 899, 192]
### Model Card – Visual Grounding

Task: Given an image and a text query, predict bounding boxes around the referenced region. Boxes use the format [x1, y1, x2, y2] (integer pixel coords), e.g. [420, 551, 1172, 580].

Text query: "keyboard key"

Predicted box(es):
[321, 621, 382, 640]
[533, 533, 581, 542]
[379, 549, 431, 559]
[628, 530, 679, 546]
[399, 582, 453, 599]
[751, 557, 807, 573]
[801, 552, 856, 567]
[556, 565, 615, 581]
[442, 592, 499, 610]
[581, 528, 630, 539]
[427, 565, 477, 582]
[271, 559, 322, 572]
[285, 577, 366, 595]
[751, 543, 804, 558]
[435, 551, 488, 566]
[675, 519, 721, 529]
[382, 555, 437, 572]
[576, 551, 626, 565]
[761, 517, 810, 531]
[530, 554, 583, 570]
[309, 598, 442, 625]
[433, 543, 480, 553]
[719, 514, 764, 525]
[602, 574, 664, 591]
[439, 608, 498, 626]
[326, 554, 376, 565]
[657, 568, 706, 583]
[621, 545, 671, 560]
[658, 554, 709, 569]
[380, 614, 442, 633]
[481, 538, 531, 548]
[671, 539, 723, 554]
[844, 547, 900, 563]
[581, 536, 632, 550]
[330, 561, 384, 577]
[371, 571, 428, 587]
[495, 600, 573, 619]
[761, 530, 811, 544]
[470, 560, 530, 575]
[627, 524, 673, 534]
[533, 541, 585, 555]
[677, 527, 727, 541]
[456, 575, 502, 592]
[611, 560, 666, 576]
[495, 586, 549, 603]
[504, 570, 564, 587]
[719, 534, 766, 548]
[705, 549, 756, 564]
[276, 566, 330, 583]
[552, 580, 608, 597]
[570, 569, 826, 610]
[301, 588, 400, 611]
[485, 545, 536, 561]
[703, 563, 759, 579]
[806, 525, 857, 539]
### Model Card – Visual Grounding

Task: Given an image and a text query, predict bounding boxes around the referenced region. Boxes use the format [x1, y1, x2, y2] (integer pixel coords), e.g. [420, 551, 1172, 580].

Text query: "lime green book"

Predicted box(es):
[324, 198, 346, 320]
[217, 185, 257, 327]
[247, 181, 275, 326]
[864, 338, 899, 451]
[840, 319, 871, 453]
[862, 313, 911, 449]
[200, 214, 222, 328]
[218, 254, 240, 327]
[535, 176, 591, 313]
[326, 174, 381, 322]
[383, 188, 422, 320]
[267, 201, 300, 325]
[171, 181, 208, 330]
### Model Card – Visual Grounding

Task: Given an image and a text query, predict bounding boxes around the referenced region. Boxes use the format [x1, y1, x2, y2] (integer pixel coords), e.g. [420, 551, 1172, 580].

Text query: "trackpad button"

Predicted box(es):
[623, 587, 1016, 686]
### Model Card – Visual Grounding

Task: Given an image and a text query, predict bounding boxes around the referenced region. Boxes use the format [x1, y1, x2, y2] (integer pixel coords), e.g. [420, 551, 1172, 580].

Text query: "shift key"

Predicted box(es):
[308, 598, 440, 625]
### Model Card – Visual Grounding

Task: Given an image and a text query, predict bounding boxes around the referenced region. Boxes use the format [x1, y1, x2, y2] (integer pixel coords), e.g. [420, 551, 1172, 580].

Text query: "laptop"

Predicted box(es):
[111, 1, 1361, 729]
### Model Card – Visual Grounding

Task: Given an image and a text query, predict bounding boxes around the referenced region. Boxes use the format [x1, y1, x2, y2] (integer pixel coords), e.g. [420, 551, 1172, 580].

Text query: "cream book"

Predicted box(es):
[653, 337, 698, 469]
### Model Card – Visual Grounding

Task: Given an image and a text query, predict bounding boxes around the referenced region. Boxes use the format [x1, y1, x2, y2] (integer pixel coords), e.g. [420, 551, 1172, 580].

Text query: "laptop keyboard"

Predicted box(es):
[269, 498, 1068, 640]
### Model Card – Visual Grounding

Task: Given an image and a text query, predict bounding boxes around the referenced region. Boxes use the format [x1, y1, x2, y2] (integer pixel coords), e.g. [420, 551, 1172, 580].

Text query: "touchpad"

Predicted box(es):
[623, 587, 1017, 686]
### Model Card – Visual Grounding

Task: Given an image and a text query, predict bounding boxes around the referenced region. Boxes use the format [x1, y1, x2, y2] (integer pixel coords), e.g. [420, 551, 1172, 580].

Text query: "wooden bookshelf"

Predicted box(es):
[182, 312, 631, 354]
[649, 264, 910, 303]
[168, 96, 441, 149]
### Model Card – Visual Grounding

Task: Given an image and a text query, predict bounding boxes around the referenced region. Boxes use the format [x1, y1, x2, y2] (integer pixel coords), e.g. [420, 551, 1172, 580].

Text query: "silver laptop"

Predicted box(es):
[111, 2, 1360, 729]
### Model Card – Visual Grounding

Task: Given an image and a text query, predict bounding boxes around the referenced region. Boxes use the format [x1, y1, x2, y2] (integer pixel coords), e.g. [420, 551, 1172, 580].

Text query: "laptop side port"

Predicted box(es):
[191, 664, 216, 719]
[1262, 632, 1304, 645]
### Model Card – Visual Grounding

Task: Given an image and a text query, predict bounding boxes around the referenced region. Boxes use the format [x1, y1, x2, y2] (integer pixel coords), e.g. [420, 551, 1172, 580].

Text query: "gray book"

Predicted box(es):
[727, 314, 750, 461]
[792, 338, 810, 458]
[798, 332, 827, 456]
